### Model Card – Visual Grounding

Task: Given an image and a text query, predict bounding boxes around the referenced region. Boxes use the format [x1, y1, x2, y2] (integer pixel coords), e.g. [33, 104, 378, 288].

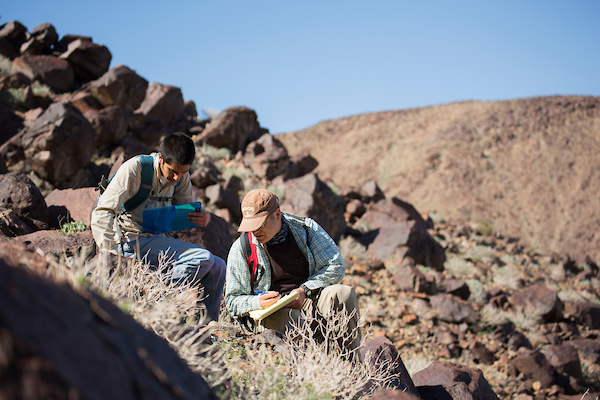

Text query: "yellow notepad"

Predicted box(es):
[249, 291, 299, 321]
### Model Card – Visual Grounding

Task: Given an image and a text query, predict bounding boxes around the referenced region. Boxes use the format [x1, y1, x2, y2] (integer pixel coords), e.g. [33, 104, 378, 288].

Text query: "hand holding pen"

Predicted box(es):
[256, 291, 280, 308]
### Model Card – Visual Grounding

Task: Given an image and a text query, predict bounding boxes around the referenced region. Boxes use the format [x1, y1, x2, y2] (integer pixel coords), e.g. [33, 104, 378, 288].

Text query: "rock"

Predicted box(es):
[412, 360, 499, 400]
[544, 344, 583, 381]
[189, 157, 220, 189]
[288, 152, 318, 178]
[65, 90, 103, 114]
[84, 106, 130, 151]
[469, 340, 495, 365]
[87, 65, 148, 112]
[393, 257, 436, 294]
[136, 82, 184, 126]
[244, 133, 290, 180]
[359, 336, 419, 396]
[0, 20, 29, 58]
[20, 102, 96, 186]
[45, 187, 98, 227]
[204, 184, 242, 222]
[507, 331, 534, 351]
[0, 172, 51, 230]
[430, 294, 478, 324]
[130, 117, 167, 149]
[0, 251, 217, 400]
[281, 173, 347, 242]
[12, 55, 74, 93]
[195, 106, 266, 153]
[19, 23, 58, 55]
[0, 106, 24, 147]
[366, 220, 445, 271]
[360, 179, 385, 203]
[509, 349, 555, 389]
[59, 38, 112, 82]
[13, 230, 95, 259]
[0, 207, 35, 237]
[438, 278, 471, 300]
[0, 153, 7, 174]
[0, 72, 32, 90]
[509, 284, 563, 323]
[563, 300, 600, 329]
[53, 34, 93, 53]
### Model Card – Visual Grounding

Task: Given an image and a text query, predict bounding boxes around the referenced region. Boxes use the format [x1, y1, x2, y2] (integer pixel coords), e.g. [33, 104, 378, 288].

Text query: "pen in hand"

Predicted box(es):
[257, 291, 280, 308]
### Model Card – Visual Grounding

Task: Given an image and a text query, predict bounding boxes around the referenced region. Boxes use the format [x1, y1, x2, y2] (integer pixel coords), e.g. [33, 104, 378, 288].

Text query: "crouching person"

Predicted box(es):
[91, 132, 226, 322]
[225, 189, 361, 352]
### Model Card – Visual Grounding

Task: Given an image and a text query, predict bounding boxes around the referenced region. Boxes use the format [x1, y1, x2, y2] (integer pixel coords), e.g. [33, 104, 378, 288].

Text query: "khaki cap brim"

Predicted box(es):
[237, 210, 269, 232]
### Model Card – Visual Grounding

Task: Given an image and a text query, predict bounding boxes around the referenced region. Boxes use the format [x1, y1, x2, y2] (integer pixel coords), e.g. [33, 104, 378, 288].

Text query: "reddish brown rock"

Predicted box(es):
[430, 293, 478, 324]
[87, 65, 148, 112]
[281, 173, 347, 242]
[136, 82, 184, 126]
[412, 360, 499, 400]
[359, 336, 419, 396]
[45, 187, 97, 227]
[195, 106, 266, 153]
[84, 105, 130, 151]
[12, 55, 74, 93]
[59, 38, 111, 82]
[509, 349, 555, 389]
[244, 133, 290, 180]
[19, 23, 58, 55]
[544, 344, 583, 381]
[0, 248, 217, 400]
[0, 172, 51, 230]
[509, 284, 563, 323]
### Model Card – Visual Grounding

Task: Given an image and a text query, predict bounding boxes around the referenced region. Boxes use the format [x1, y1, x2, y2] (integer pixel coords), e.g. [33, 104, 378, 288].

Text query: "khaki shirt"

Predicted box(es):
[91, 153, 195, 251]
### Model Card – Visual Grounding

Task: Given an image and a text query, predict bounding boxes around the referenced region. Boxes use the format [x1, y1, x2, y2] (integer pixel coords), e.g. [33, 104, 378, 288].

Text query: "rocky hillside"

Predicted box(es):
[278, 97, 600, 262]
[1, 20, 599, 400]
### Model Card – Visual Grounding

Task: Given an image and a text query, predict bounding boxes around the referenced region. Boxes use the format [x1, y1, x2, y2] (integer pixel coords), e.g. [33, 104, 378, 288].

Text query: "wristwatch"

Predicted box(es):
[300, 284, 315, 298]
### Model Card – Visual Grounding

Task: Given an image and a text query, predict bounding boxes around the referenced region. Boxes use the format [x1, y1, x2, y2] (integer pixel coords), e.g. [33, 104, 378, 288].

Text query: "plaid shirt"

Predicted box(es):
[225, 212, 345, 317]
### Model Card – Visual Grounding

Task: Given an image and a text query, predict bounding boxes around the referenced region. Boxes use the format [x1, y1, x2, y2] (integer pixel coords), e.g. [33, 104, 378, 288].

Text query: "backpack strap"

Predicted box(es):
[241, 231, 261, 291]
[122, 155, 154, 212]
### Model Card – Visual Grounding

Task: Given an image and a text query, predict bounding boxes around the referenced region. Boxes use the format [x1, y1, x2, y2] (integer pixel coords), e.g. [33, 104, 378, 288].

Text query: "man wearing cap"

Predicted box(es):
[225, 189, 361, 351]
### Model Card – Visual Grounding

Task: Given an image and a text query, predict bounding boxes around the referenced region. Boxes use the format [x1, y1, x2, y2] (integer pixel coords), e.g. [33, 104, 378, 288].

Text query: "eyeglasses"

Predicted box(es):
[257, 211, 274, 230]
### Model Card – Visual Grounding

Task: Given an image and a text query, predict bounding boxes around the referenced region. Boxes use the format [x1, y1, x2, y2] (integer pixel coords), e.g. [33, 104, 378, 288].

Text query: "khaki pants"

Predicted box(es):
[259, 284, 361, 351]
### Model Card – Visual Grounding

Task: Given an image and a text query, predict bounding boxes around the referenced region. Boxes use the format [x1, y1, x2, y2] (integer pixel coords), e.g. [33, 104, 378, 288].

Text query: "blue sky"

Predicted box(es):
[3, 1, 599, 134]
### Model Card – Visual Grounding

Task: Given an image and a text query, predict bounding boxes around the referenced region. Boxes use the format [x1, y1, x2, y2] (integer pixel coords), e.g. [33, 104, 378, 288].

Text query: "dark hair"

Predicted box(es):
[159, 132, 195, 165]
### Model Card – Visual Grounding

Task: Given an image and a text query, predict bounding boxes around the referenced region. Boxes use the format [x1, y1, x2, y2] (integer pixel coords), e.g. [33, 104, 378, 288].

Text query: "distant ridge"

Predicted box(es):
[279, 96, 600, 261]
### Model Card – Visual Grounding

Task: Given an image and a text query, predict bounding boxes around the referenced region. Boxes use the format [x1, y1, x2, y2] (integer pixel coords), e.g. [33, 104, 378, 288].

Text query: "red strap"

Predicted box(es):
[246, 232, 260, 285]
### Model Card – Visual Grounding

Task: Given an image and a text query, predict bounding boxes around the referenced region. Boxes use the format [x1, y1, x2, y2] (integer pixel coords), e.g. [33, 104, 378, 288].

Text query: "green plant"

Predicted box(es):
[445, 256, 477, 279]
[60, 221, 87, 234]
[198, 143, 232, 161]
[478, 220, 494, 236]
[0, 55, 12, 76]
[0, 87, 27, 108]
[31, 81, 54, 97]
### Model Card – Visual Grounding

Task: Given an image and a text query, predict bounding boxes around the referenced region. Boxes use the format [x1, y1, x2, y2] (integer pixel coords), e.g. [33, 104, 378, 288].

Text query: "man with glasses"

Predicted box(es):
[91, 132, 226, 322]
[225, 189, 361, 351]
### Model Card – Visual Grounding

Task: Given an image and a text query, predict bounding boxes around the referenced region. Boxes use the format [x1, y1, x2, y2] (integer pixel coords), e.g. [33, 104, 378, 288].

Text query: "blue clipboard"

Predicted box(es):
[142, 202, 202, 234]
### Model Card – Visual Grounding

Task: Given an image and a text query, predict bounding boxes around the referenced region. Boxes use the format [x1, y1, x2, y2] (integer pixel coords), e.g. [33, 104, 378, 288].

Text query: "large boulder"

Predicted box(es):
[19, 23, 58, 55]
[84, 106, 130, 151]
[0, 249, 217, 400]
[509, 284, 563, 323]
[20, 102, 96, 186]
[412, 361, 499, 400]
[244, 133, 290, 180]
[87, 65, 148, 112]
[281, 173, 347, 242]
[195, 106, 266, 154]
[59, 38, 112, 82]
[12, 54, 74, 93]
[45, 187, 98, 227]
[0, 105, 24, 146]
[0, 172, 51, 231]
[136, 82, 184, 126]
[13, 230, 95, 259]
[0, 20, 29, 59]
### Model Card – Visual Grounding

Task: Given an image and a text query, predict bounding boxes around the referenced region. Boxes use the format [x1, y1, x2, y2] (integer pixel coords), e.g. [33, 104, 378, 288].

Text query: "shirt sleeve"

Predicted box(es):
[90, 158, 141, 251]
[302, 218, 345, 290]
[225, 238, 262, 316]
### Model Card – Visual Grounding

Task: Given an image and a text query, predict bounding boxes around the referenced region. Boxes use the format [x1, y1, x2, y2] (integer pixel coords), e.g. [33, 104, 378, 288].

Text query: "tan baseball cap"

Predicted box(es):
[238, 189, 280, 232]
